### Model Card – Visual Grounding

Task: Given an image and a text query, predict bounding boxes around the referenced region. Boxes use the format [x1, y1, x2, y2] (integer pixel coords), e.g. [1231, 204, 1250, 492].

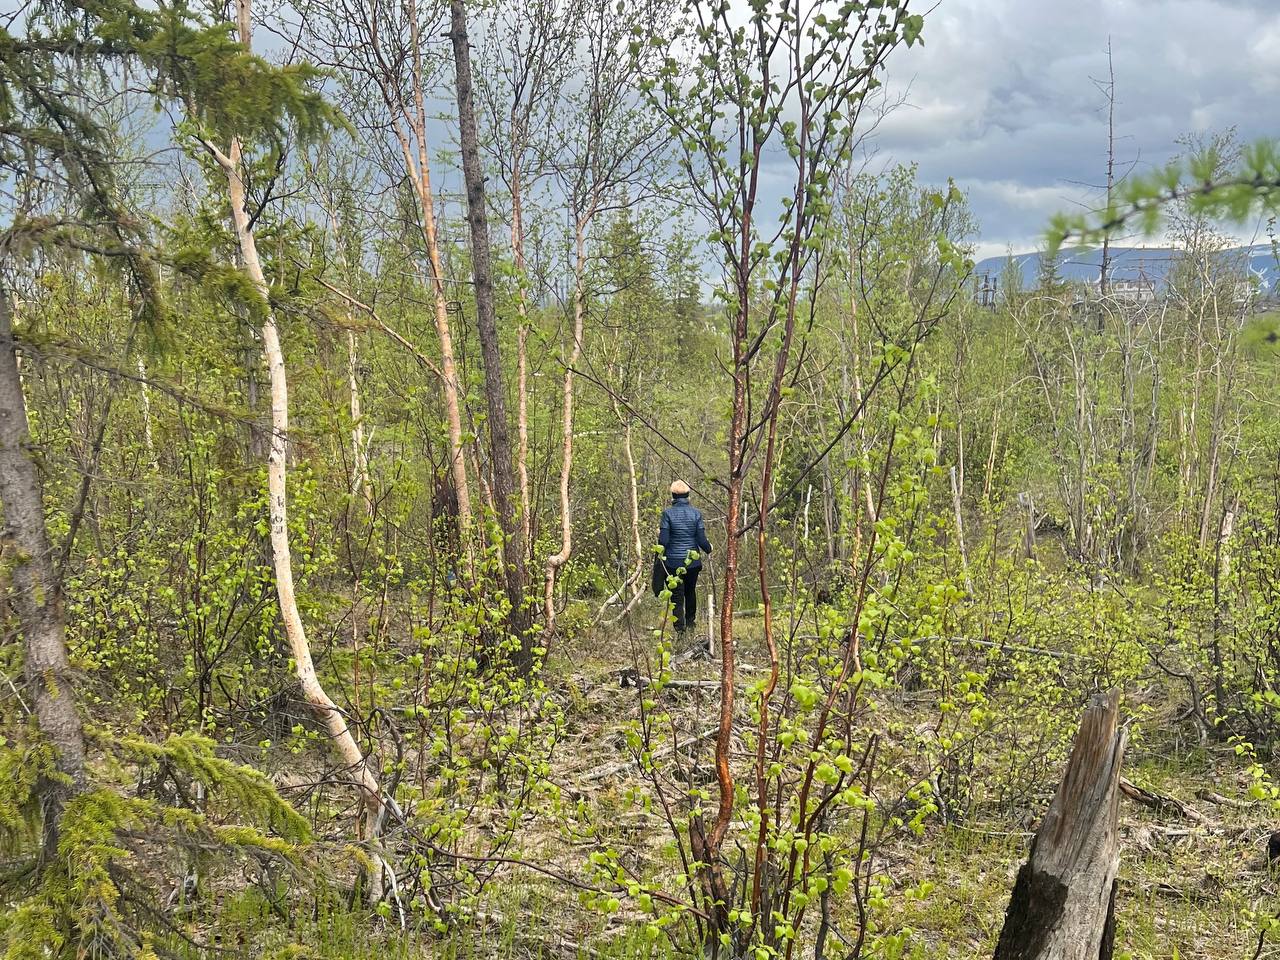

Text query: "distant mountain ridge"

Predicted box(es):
[973, 244, 1280, 294]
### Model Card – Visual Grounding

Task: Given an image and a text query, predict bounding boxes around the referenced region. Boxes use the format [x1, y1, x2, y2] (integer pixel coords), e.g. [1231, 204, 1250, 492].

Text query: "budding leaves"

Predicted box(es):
[903, 13, 925, 46]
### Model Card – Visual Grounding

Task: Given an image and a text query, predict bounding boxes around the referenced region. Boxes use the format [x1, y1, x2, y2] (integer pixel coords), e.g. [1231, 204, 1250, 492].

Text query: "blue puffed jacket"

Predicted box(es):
[658, 494, 712, 572]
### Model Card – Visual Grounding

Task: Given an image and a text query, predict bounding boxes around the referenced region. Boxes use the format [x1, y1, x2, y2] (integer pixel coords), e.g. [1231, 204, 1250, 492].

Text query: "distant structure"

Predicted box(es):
[973, 272, 999, 308]
[970, 244, 1278, 310]
[1104, 268, 1157, 303]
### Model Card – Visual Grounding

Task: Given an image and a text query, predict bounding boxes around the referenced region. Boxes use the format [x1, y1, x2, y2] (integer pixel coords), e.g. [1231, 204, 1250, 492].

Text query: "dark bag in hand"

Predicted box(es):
[651, 556, 666, 598]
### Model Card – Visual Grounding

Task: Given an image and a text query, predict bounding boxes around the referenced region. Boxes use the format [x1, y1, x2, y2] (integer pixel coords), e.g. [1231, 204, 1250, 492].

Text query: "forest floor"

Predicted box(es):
[472, 610, 1280, 960]
[230, 607, 1280, 959]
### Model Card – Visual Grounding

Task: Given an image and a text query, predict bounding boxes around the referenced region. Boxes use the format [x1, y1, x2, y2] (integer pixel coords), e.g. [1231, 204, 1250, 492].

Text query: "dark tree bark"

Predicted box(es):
[0, 291, 87, 854]
[448, 0, 532, 664]
[994, 690, 1125, 960]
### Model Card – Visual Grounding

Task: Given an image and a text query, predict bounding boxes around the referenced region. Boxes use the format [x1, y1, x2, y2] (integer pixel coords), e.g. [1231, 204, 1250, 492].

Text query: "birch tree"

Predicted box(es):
[450, 0, 535, 663]
[477, 0, 582, 559]
[190, 0, 386, 849]
[302, 0, 477, 553]
[646, 0, 928, 944]
[542, 0, 672, 635]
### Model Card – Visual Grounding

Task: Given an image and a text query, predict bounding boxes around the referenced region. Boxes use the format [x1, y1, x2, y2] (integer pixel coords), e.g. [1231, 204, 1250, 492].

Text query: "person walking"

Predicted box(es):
[657, 480, 712, 636]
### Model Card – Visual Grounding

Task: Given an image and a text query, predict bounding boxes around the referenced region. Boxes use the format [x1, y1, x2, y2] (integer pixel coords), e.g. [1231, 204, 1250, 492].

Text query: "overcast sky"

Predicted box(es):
[862, 0, 1280, 259]
[267, 0, 1277, 267]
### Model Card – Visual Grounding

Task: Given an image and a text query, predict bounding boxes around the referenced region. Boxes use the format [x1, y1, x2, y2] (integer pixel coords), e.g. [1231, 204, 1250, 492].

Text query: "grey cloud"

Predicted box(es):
[862, 0, 1279, 250]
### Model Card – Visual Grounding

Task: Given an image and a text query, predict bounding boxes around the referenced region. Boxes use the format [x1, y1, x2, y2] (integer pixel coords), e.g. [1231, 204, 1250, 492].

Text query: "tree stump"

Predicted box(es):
[994, 690, 1126, 960]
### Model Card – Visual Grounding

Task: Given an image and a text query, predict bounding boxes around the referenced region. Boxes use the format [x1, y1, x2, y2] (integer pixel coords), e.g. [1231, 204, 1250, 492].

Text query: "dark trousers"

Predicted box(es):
[667, 565, 701, 631]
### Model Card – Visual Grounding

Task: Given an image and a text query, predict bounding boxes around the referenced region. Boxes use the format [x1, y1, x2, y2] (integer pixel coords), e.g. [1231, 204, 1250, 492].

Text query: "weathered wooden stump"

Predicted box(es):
[994, 690, 1126, 960]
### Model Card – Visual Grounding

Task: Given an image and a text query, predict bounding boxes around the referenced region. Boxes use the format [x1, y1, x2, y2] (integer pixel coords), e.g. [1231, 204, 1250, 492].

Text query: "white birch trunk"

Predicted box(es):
[511, 161, 534, 559]
[543, 218, 587, 633]
[598, 408, 646, 617]
[347, 329, 375, 517]
[138, 356, 154, 464]
[209, 0, 384, 881]
[383, 0, 474, 554]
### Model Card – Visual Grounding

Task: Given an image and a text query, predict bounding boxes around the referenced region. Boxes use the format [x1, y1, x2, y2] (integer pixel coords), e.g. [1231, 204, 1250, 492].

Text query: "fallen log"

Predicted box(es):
[1196, 788, 1252, 810]
[993, 690, 1127, 960]
[1119, 777, 1210, 824]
